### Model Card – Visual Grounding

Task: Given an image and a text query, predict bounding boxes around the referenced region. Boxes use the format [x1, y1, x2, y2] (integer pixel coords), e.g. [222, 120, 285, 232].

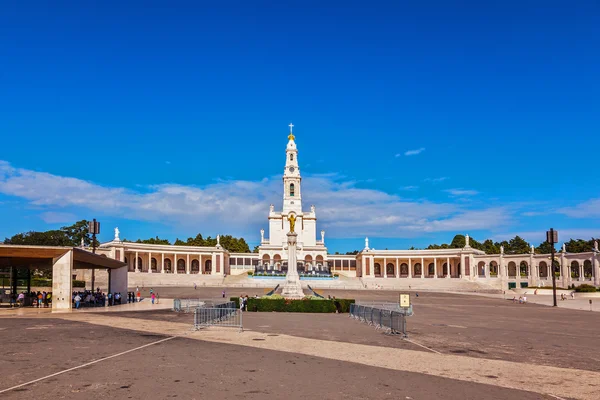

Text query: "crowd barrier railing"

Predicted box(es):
[349, 303, 411, 337]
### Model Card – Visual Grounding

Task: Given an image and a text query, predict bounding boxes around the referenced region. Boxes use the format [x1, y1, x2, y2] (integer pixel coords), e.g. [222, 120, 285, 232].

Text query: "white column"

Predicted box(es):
[408, 258, 412, 278]
[383, 257, 387, 278]
[52, 250, 73, 310]
[199, 255, 202, 274]
[135, 251, 139, 272]
[187, 254, 190, 274]
[148, 252, 152, 273]
[161, 253, 165, 273]
[361, 255, 366, 277]
[174, 254, 177, 274]
[421, 257, 424, 278]
[446, 257, 450, 278]
[433, 258, 437, 278]
[211, 253, 217, 275]
[580, 263, 584, 281]
[396, 257, 400, 278]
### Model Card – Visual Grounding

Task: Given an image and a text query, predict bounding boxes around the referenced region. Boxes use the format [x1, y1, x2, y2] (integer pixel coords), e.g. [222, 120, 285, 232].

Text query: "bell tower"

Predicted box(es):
[283, 123, 302, 214]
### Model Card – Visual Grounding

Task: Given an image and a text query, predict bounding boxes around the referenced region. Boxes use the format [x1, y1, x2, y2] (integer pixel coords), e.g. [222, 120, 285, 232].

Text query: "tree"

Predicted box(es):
[535, 241, 555, 254]
[481, 239, 500, 255]
[345, 250, 359, 255]
[252, 246, 260, 253]
[564, 238, 597, 253]
[507, 236, 531, 254]
[136, 236, 171, 245]
[4, 220, 98, 247]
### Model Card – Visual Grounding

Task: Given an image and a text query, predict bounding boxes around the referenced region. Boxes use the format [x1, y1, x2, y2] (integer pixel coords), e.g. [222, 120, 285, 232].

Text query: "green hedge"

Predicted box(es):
[575, 284, 597, 293]
[230, 297, 354, 313]
[73, 280, 86, 288]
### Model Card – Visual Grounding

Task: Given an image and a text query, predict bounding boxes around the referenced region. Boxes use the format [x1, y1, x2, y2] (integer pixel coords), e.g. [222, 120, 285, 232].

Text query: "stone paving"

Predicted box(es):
[1, 290, 599, 399]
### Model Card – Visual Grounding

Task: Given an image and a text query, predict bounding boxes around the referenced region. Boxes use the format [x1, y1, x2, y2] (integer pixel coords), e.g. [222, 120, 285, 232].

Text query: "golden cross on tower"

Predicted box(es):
[288, 123, 295, 140]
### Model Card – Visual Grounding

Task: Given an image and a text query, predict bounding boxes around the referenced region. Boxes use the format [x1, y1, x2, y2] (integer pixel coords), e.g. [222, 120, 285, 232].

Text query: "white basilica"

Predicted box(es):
[257, 126, 328, 271]
[95, 126, 600, 292]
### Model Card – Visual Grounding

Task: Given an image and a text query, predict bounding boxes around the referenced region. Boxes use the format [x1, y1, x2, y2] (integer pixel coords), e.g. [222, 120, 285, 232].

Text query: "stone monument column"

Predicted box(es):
[281, 232, 305, 298]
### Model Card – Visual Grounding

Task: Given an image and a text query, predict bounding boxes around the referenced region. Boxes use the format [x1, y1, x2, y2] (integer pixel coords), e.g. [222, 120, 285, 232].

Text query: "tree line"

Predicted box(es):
[424, 234, 599, 254]
[3, 221, 598, 255]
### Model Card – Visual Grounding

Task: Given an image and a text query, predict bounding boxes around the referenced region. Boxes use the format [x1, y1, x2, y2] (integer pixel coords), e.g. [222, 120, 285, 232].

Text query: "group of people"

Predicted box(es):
[560, 292, 575, 301]
[72, 289, 119, 308]
[7, 291, 52, 308]
[238, 295, 250, 311]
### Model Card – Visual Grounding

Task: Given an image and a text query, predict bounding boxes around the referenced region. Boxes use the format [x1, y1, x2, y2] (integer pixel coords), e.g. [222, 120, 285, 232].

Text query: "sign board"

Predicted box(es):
[399, 293, 410, 308]
[546, 230, 558, 244]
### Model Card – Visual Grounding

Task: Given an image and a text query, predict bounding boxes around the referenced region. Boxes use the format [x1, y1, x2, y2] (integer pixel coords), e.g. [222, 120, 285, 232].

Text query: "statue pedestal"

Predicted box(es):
[281, 232, 305, 299]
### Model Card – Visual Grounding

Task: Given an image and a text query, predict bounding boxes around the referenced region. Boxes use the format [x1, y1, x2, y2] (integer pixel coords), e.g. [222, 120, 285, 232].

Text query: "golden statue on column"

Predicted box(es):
[287, 213, 296, 233]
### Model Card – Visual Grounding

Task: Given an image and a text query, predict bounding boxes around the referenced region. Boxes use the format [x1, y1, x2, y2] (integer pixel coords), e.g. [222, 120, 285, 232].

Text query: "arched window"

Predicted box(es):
[290, 183, 295, 197]
[290, 153, 294, 161]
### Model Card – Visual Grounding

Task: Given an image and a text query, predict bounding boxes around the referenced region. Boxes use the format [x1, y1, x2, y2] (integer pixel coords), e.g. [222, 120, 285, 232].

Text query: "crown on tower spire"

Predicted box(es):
[288, 123, 295, 141]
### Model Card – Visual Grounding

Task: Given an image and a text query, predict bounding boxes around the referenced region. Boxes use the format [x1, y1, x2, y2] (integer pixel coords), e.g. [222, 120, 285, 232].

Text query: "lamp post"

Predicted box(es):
[546, 228, 558, 307]
[88, 219, 101, 292]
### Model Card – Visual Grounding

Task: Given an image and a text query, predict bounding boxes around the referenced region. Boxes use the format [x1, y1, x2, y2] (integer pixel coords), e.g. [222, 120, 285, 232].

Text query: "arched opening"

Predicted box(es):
[386, 263, 395, 276]
[571, 261, 580, 279]
[191, 259, 200, 274]
[177, 259, 186, 273]
[290, 183, 295, 197]
[477, 261, 486, 277]
[374, 263, 381, 276]
[490, 261, 498, 277]
[414, 263, 422, 276]
[151, 258, 158, 272]
[428, 263, 435, 277]
[261, 254, 270, 269]
[400, 263, 409, 276]
[316, 255, 325, 271]
[204, 260, 212, 274]
[442, 263, 448, 277]
[164, 258, 172, 273]
[137, 257, 143, 272]
[539, 261, 548, 278]
[273, 254, 282, 271]
[508, 262, 517, 277]
[305, 255, 313, 271]
[126, 257, 133, 272]
[520, 261, 529, 277]
[584, 260, 593, 279]
[290, 153, 294, 161]
[552, 260, 561, 277]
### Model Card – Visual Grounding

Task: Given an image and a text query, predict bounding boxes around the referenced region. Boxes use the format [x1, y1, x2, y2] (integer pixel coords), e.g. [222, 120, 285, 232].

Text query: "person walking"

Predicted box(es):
[222, 290, 226, 298]
[74, 293, 81, 309]
[137, 290, 141, 303]
[151, 292, 156, 305]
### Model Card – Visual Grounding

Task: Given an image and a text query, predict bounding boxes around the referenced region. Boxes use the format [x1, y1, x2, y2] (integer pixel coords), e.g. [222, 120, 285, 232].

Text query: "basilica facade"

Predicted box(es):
[97, 128, 600, 290]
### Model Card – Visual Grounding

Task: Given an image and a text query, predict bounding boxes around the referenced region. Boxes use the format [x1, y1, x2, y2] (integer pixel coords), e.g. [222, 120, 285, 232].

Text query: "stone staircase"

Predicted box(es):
[127, 272, 225, 288]
[124, 272, 502, 293]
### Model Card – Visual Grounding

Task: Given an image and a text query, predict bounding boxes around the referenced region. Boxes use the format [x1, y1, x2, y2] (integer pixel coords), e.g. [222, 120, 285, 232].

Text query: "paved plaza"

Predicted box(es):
[1, 289, 599, 399]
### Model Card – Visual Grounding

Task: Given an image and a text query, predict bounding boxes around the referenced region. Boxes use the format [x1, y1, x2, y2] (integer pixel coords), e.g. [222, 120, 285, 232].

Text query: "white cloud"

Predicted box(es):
[400, 186, 419, 191]
[404, 147, 426, 156]
[424, 177, 448, 183]
[558, 199, 600, 218]
[165, 161, 171, 165]
[0, 161, 515, 239]
[39, 211, 77, 224]
[445, 189, 479, 196]
[394, 153, 401, 158]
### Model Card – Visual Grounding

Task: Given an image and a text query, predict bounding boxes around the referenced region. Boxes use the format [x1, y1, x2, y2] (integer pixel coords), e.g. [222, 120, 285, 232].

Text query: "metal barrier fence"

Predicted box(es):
[194, 307, 242, 332]
[173, 299, 235, 313]
[349, 303, 412, 337]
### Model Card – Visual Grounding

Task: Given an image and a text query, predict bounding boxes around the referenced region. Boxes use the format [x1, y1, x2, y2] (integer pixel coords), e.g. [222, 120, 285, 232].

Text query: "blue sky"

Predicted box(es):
[1, 1, 599, 252]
